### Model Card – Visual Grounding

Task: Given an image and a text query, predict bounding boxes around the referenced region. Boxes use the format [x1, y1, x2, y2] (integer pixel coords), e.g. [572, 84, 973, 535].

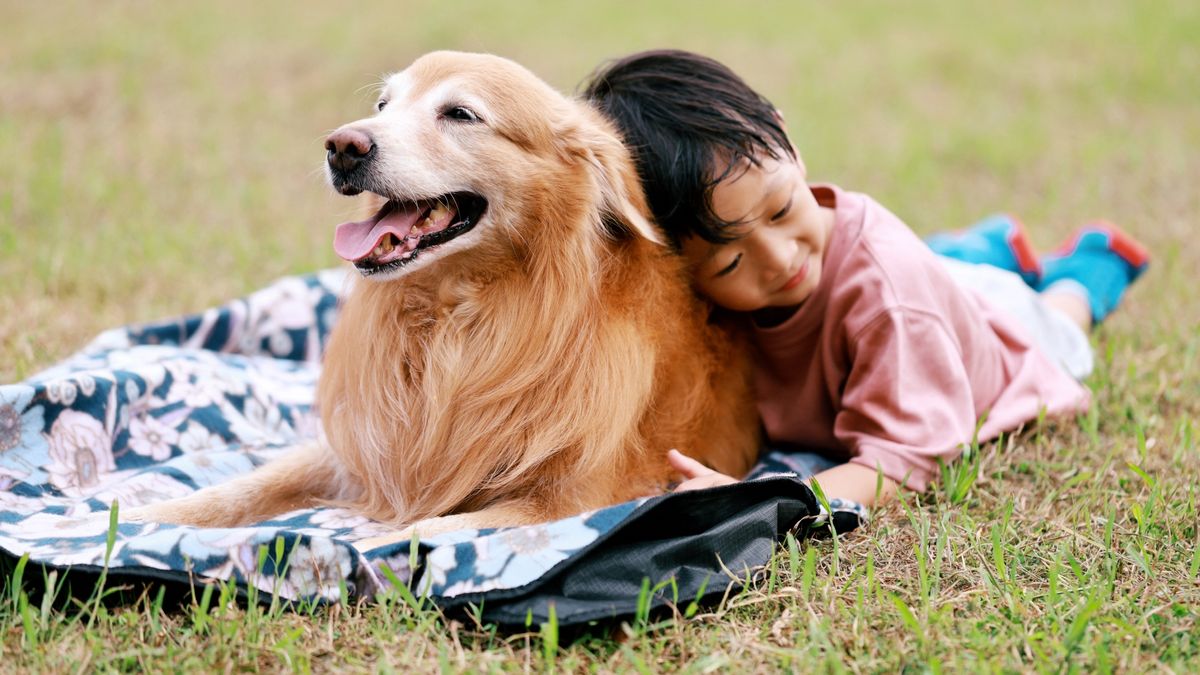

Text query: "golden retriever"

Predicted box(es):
[126, 51, 760, 538]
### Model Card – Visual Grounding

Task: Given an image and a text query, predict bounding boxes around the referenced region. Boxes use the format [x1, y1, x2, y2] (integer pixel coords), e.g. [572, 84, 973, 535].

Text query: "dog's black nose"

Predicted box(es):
[325, 128, 375, 173]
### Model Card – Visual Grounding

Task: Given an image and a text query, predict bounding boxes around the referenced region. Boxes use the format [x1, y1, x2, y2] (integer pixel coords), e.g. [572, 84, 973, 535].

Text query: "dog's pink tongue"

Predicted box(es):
[333, 202, 425, 262]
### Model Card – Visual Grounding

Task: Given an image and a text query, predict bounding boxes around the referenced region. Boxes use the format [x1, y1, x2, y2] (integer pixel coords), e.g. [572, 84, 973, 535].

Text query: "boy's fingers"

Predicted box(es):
[667, 448, 716, 479]
[673, 474, 739, 493]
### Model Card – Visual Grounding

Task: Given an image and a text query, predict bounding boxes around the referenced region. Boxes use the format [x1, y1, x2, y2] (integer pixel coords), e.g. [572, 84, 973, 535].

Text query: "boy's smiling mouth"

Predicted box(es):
[779, 258, 811, 293]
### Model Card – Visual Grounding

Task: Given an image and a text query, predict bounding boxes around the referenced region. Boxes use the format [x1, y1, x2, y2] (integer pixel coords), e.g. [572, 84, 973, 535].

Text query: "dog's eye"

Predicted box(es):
[441, 106, 481, 123]
[376, 100, 388, 112]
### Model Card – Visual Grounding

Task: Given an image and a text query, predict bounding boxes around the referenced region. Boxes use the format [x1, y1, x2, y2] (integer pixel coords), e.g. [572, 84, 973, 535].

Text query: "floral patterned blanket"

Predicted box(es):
[0, 271, 861, 625]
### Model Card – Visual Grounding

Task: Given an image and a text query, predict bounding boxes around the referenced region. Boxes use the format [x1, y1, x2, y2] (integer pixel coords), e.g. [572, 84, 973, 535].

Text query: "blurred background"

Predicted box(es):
[2, 0, 1197, 380]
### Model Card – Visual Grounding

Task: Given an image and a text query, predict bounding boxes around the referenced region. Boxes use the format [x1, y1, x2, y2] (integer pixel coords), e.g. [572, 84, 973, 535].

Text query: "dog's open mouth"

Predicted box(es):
[333, 192, 488, 275]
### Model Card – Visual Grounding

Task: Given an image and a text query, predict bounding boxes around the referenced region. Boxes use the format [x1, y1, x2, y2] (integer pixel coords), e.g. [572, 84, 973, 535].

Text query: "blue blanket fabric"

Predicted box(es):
[0, 271, 863, 609]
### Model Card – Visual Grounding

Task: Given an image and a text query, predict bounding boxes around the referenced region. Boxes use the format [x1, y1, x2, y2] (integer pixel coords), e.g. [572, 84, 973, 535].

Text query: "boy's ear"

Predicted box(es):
[555, 108, 665, 246]
[772, 108, 806, 177]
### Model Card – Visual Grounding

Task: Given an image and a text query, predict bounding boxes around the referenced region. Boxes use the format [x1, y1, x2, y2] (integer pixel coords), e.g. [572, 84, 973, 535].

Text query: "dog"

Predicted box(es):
[126, 51, 760, 538]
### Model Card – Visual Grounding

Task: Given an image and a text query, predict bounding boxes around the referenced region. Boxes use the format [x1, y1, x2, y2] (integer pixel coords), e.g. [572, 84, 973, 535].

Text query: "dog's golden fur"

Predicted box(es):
[127, 51, 760, 537]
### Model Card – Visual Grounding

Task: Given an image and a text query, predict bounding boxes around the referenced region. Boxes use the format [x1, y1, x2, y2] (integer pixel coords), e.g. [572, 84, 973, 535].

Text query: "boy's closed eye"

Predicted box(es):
[770, 194, 793, 222]
[711, 190, 794, 278]
[715, 254, 742, 277]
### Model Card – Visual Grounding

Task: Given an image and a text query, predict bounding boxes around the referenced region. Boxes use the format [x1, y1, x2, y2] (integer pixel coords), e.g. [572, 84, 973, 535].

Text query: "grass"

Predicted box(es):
[2, 0, 1199, 670]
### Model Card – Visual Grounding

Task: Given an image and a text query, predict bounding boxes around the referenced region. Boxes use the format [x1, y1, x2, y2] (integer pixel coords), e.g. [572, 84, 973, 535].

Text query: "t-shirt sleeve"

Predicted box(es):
[836, 308, 979, 491]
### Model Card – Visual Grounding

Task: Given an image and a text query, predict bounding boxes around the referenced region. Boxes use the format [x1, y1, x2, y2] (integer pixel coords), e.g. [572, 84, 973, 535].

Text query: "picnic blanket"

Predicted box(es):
[0, 270, 864, 626]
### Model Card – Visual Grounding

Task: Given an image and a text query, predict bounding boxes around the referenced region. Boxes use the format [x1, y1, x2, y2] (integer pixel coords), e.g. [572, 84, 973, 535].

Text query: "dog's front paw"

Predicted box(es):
[116, 497, 238, 528]
[120, 503, 172, 524]
[120, 506, 149, 523]
[119, 503, 178, 525]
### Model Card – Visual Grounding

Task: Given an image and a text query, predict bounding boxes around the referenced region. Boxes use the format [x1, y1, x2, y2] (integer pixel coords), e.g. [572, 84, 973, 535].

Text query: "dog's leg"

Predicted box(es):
[351, 501, 544, 552]
[123, 442, 346, 528]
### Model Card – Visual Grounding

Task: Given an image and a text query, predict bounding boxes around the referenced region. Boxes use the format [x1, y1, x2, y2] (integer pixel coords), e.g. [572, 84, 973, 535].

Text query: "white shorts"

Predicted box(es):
[938, 256, 1094, 380]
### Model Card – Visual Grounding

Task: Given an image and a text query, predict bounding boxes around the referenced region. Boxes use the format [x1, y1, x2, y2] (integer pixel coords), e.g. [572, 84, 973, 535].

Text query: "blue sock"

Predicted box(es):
[1037, 222, 1150, 324]
[925, 214, 1042, 286]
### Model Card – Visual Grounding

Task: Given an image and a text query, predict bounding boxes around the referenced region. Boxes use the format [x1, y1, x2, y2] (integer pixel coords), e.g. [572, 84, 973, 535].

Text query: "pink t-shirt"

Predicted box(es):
[753, 184, 1090, 491]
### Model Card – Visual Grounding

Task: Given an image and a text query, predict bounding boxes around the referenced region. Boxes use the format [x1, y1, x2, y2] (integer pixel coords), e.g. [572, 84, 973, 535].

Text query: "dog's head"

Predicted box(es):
[325, 51, 661, 281]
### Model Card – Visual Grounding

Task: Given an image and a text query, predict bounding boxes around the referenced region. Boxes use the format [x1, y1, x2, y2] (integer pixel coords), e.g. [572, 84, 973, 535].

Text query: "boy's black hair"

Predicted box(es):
[581, 49, 795, 249]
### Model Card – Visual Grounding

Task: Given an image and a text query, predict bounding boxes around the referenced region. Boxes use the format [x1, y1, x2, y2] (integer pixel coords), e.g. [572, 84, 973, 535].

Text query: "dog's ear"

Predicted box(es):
[556, 110, 665, 246]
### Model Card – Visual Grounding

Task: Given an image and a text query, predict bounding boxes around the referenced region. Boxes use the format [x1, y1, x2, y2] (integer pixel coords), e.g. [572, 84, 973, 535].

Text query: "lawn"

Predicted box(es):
[2, 0, 1198, 671]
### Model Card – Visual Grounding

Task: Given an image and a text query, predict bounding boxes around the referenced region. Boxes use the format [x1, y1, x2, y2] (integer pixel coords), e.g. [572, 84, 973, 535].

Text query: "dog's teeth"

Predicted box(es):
[429, 203, 450, 222]
[373, 236, 396, 256]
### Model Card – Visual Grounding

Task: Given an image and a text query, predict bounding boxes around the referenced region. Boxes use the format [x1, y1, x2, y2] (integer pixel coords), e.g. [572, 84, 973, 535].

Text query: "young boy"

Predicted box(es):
[582, 50, 1149, 507]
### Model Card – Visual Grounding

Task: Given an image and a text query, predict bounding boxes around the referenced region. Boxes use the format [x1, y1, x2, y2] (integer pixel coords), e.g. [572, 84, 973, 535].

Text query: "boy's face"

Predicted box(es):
[682, 155, 833, 313]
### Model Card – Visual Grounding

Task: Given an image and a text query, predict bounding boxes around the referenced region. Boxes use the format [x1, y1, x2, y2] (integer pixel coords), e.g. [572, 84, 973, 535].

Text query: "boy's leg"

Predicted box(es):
[1036, 222, 1150, 325]
[925, 214, 1042, 286]
[938, 256, 1094, 379]
[1041, 289, 1092, 333]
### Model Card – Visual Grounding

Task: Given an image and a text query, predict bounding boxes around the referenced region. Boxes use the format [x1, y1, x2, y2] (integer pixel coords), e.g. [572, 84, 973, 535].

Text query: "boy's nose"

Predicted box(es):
[759, 241, 796, 282]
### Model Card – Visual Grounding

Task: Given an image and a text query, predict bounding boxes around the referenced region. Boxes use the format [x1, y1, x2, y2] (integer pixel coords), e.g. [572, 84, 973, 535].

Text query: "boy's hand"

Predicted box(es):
[668, 449, 738, 492]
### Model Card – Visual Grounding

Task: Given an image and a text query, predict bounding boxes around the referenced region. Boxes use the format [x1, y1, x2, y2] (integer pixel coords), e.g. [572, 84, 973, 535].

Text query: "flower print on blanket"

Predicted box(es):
[45, 410, 117, 496]
[0, 270, 861, 609]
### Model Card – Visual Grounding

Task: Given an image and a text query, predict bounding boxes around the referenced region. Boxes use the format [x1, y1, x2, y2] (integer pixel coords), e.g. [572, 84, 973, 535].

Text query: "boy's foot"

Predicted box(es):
[1036, 221, 1150, 324]
[925, 214, 1042, 286]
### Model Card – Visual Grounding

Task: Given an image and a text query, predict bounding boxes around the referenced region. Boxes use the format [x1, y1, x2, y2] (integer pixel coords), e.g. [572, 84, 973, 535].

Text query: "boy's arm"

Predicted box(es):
[802, 462, 896, 507]
[668, 449, 897, 508]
